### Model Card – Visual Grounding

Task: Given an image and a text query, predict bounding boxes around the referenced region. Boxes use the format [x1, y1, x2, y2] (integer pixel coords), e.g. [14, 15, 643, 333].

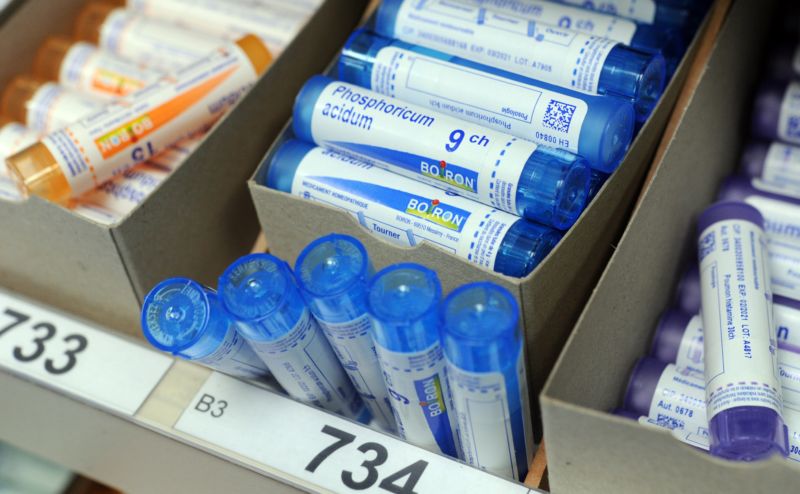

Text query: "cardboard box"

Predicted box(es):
[0, 0, 368, 337]
[247, 5, 713, 412]
[539, 1, 800, 492]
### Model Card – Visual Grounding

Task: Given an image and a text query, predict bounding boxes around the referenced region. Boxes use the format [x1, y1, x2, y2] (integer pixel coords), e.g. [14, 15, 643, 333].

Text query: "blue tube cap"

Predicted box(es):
[142, 277, 217, 360]
[265, 139, 314, 192]
[441, 282, 521, 372]
[295, 233, 372, 322]
[292, 75, 331, 144]
[218, 253, 291, 322]
[367, 263, 441, 353]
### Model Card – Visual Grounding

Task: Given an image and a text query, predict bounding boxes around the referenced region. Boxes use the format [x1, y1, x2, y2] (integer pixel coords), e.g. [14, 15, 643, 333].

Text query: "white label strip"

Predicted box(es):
[175, 372, 536, 494]
[0, 289, 173, 415]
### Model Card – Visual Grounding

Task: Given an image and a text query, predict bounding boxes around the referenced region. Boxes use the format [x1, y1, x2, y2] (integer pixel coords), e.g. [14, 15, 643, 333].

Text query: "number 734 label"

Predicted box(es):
[0, 289, 172, 415]
[176, 373, 534, 494]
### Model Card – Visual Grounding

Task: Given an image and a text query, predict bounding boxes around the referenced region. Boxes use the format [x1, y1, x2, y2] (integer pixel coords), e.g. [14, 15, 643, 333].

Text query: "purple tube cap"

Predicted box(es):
[738, 141, 770, 178]
[697, 201, 764, 234]
[709, 407, 789, 461]
[718, 175, 800, 206]
[623, 357, 668, 417]
[650, 309, 692, 364]
[751, 80, 788, 142]
[674, 263, 700, 315]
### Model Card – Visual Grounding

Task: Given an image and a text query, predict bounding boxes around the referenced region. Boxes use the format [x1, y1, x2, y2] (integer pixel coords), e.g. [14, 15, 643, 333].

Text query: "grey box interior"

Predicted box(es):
[247, 6, 712, 424]
[540, 1, 800, 492]
[0, 0, 367, 337]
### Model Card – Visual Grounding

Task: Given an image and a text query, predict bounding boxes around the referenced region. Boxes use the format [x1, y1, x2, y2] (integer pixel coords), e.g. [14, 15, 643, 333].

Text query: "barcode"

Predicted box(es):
[542, 100, 577, 133]
[788, 116, 800, 139]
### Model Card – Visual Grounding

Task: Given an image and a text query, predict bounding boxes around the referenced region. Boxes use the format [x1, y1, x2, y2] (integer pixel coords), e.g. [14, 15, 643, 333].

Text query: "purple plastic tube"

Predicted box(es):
[697, 201, 787, 460]
[620, 358, 800, 461]
[651, 297, 800, 372]
[673, 264, 700, 315]
[717, 177, 800, 302]
[739, 141, 800, 196]
[739, 141, 771, 178]
[752, 80, 800, 145]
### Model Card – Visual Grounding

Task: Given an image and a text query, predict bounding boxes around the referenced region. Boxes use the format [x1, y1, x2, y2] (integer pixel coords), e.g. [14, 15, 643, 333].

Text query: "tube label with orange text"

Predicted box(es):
[41, 41, 259, 197]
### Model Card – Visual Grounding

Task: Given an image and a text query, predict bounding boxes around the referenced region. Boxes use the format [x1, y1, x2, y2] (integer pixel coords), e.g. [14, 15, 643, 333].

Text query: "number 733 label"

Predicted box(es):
[0, 289, 172, 415]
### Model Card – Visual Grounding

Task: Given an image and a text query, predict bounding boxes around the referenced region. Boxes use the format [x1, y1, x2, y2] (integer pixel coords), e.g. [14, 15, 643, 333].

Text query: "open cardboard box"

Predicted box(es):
[539, 1, 800, 492]
[0, 0, 368, 337]
[247, 3, 716, 420]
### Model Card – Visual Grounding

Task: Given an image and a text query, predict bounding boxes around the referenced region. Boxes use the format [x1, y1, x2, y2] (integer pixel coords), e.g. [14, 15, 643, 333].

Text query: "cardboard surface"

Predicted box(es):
[249, 6, 710, 415]
[540, 1, 800, 492]
[0, 0, 369, 336]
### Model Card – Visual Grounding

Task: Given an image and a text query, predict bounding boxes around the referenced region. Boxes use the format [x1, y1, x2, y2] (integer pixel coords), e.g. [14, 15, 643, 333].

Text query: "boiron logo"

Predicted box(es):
[405, 197, 469, 231]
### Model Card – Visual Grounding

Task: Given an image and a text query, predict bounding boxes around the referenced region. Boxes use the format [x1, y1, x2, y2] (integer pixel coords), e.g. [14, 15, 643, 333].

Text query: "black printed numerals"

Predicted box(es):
[0, 308, 88, 375]
[306, 425, 428, 494]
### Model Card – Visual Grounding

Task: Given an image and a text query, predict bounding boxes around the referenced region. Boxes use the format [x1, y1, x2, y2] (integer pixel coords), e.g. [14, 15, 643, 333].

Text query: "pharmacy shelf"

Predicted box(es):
[0, 287, 542, 494]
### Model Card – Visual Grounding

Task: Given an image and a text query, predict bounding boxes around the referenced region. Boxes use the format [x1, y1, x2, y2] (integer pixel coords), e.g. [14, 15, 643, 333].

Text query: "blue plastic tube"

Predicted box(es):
[441, 282, 533, 481]
[697, 202, 787, 460]
[366, 263, 460, 457]
[218, 253, 369, 422]
[338, 30, 635, 172]
[293, 76, 590, 230]
[266, 140, 563, 278]
[295, 233, 396, 431]
[467, 0, 685, 73]
[141, 277, 272, 380]
[375, 0, 666, 118]
[552, 0, 702, 29]
[588, 170, 610, 202]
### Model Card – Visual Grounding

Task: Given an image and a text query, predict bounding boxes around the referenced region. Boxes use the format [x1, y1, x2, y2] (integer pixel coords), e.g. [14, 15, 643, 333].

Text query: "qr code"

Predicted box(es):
[699, 231, 716, 261]
[543, 100, 577, 133]
[788, 116, 800, 139]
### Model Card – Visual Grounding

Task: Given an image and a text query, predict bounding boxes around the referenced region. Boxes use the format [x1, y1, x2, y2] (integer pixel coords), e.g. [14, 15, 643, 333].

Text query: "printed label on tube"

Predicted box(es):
[0, 123, 38, 201]
[637, 369, 800, 463]
[60, 42, 161, 99]
[377, 342, 458, 456]
[470, 0, 638, 43]
[290, 147, 516, 271]
[370, 47, 588, 154]
[699, 217, 783, 419]
[317, 314, 395, 428]
[753, 142, 800, 197]
[246, 309, 362, 417]
[743, 195, 800, 301]
[391, 0, 618, 94]
[197, 325, 269, 379]
[674, 314, 705, 372]
[41, 41, 257, 196]
[310, 81, 538, 214]
[558, 0, 656, 24]
[101, 9, 224, 72]
[128, 0, 304, 55]
[647, 364, 708, 437]
[779, 82, 800, 145]
[26, 83, 103, 134]
[446, 356, 531, 479]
